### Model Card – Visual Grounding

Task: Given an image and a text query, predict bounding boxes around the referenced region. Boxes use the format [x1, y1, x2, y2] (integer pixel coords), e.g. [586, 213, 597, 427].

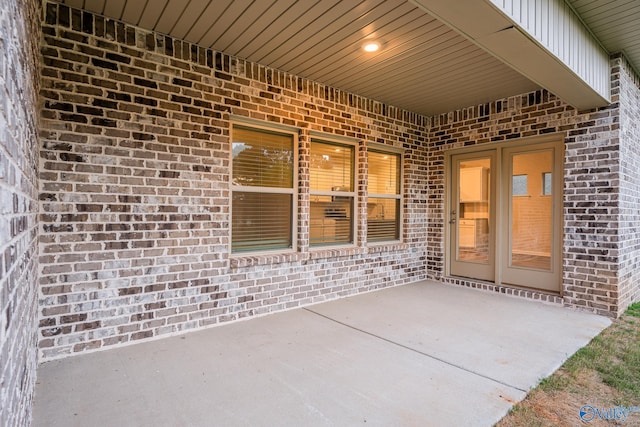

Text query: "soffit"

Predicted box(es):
[568, 0, 640, 72]
[55, 0, 539, 117]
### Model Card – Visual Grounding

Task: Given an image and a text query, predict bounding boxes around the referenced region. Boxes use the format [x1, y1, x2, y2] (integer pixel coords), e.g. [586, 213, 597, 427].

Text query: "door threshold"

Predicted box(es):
[443, 276, 564, 305]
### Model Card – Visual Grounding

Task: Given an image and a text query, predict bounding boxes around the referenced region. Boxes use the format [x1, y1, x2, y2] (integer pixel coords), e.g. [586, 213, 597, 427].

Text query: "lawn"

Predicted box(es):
[496, 302, 640, 426]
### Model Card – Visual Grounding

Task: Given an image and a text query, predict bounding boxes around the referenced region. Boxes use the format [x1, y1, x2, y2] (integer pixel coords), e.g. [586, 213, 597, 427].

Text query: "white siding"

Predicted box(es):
[490, 0, 610, 100]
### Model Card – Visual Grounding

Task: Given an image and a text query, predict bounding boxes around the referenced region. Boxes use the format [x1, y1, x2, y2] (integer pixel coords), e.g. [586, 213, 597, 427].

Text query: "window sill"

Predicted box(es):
[367, 242, 408, 253]
[229, 243, 409, 268]
[229, 251, 305, 268]
[308, 246, 367, 260]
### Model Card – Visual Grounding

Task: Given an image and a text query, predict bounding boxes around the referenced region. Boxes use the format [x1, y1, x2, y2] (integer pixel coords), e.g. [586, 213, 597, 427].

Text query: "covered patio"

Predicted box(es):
[33, 282, 610, 426]
[2, 0, 640, 425]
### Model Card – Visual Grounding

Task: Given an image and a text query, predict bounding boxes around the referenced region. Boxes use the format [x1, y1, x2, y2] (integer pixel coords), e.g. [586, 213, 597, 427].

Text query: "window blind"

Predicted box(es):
[232, 126, 293, 188]
[232, 192, 292, 252]
[367, 150, 401, 242]
[310, 140, 355, 246]
[231, 125, 295, 253]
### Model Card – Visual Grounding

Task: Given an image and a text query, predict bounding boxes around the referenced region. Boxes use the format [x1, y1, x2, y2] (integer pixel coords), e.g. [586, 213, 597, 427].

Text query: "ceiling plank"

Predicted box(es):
[170, 0, 212, 40]
[330, 33, 472, 91]
[567, 0, 640, 85]
[137, 0, 169, 30]
[261, 1, 390, 67]
[83, 0, 105, 15]
[379, 56, 529, 101]
[199, 0, 260, 48]
[64, 0, 85, 10]
[121, 0, 149, 26]
[296, 9, 441, 83]
[273, 0, 414, 72]
[346, 44, 490, 96]
[570, 0, 625, 15]
[184, 0, 234, 46]
[103, 0, 126, 20]
[219, 1, 296, 54]
[207, 1, 277, 50]
[237, 0, 343, 62]
[154, 0, 190, 35]
[582, 8, 640, 35]
[362, 64, 534, 115]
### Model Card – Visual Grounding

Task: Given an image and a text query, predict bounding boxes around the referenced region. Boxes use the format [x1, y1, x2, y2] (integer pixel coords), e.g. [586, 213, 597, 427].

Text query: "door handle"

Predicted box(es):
[449, 219, 456, 224]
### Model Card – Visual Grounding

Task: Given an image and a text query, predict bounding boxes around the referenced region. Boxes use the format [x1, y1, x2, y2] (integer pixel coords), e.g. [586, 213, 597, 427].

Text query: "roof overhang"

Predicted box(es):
[410, 0, 611, 111]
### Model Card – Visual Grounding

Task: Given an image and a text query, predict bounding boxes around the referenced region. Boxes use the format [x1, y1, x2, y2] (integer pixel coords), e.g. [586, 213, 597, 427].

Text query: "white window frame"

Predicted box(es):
[367, 143, 403, 244]
[309, 133, 358, 248]
[230, 117, 299, 255]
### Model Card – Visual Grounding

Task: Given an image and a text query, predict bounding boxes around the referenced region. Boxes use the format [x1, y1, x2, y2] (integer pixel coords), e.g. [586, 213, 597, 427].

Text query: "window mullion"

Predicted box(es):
[232, 185, 294, 195]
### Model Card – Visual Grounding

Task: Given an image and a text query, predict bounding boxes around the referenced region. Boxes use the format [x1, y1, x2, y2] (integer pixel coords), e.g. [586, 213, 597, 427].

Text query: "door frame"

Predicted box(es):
[500, 141, 564, 291]
[449, 150, 497, 282]
[444, 133, 565, 294]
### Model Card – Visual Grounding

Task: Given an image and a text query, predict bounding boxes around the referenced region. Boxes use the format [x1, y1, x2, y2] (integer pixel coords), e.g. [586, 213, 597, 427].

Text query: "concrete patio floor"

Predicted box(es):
[32, 281, 611, 426]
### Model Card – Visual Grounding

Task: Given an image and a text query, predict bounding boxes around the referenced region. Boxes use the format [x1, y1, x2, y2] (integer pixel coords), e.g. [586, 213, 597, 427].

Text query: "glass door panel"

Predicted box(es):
[450, 152, 495, 282]
[457, 159, 491, 263]
[448, 141, 562, 293]
[501, 144, 562, 292]
[509, 150, 553, 271]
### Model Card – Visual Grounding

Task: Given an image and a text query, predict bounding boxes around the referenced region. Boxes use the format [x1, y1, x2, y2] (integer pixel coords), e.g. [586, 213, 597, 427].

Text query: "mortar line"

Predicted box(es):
[303, 307, 527, 393]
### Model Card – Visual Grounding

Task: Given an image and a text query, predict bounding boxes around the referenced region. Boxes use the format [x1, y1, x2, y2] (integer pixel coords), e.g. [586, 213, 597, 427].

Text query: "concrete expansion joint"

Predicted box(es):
[302, 307, 528, 393]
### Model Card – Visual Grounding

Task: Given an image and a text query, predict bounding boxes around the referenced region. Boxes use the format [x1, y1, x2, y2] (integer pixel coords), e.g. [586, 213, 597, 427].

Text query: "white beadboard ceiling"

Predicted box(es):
[567, 0, 640, 72]
[55, 0, 639, 116]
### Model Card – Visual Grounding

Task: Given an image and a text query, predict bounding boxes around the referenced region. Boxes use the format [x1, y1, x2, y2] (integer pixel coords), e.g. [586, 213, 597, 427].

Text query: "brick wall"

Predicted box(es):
[37, 2, 640, 362]
[0, 0, 41, 425]
[616, 55, 640, 312]
[38, 3, 429, 360]
[427, 71, 626, 316]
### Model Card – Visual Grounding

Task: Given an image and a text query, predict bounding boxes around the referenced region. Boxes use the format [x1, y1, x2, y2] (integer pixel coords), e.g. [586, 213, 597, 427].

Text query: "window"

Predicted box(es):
[512, 174, 528, 196]
[367, 149, 401, 242]
[542, 172, 552, 195]
[231, 124, 296, 253]
[310, 139, 355, 246]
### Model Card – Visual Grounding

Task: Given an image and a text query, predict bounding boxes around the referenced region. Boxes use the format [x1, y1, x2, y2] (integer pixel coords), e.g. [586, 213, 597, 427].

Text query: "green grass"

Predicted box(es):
[561, 303, 640, 402]
[537, 374, 569, 393]
[626, 302, 640, 318]
[497, 302, 640, 426]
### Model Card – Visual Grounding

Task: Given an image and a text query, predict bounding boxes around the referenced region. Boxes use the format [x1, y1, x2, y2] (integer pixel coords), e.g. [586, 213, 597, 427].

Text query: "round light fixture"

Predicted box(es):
[363, 42, 380, 52]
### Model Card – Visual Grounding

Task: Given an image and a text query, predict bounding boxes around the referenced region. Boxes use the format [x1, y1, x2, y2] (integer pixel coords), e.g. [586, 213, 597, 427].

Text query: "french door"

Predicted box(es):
[448, 140, 563, 293]
[449, 151, 496, 282]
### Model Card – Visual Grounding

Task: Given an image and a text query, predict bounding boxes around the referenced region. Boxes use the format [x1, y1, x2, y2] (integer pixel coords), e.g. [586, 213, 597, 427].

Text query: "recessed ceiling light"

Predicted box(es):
[363, 42, 380, 52]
